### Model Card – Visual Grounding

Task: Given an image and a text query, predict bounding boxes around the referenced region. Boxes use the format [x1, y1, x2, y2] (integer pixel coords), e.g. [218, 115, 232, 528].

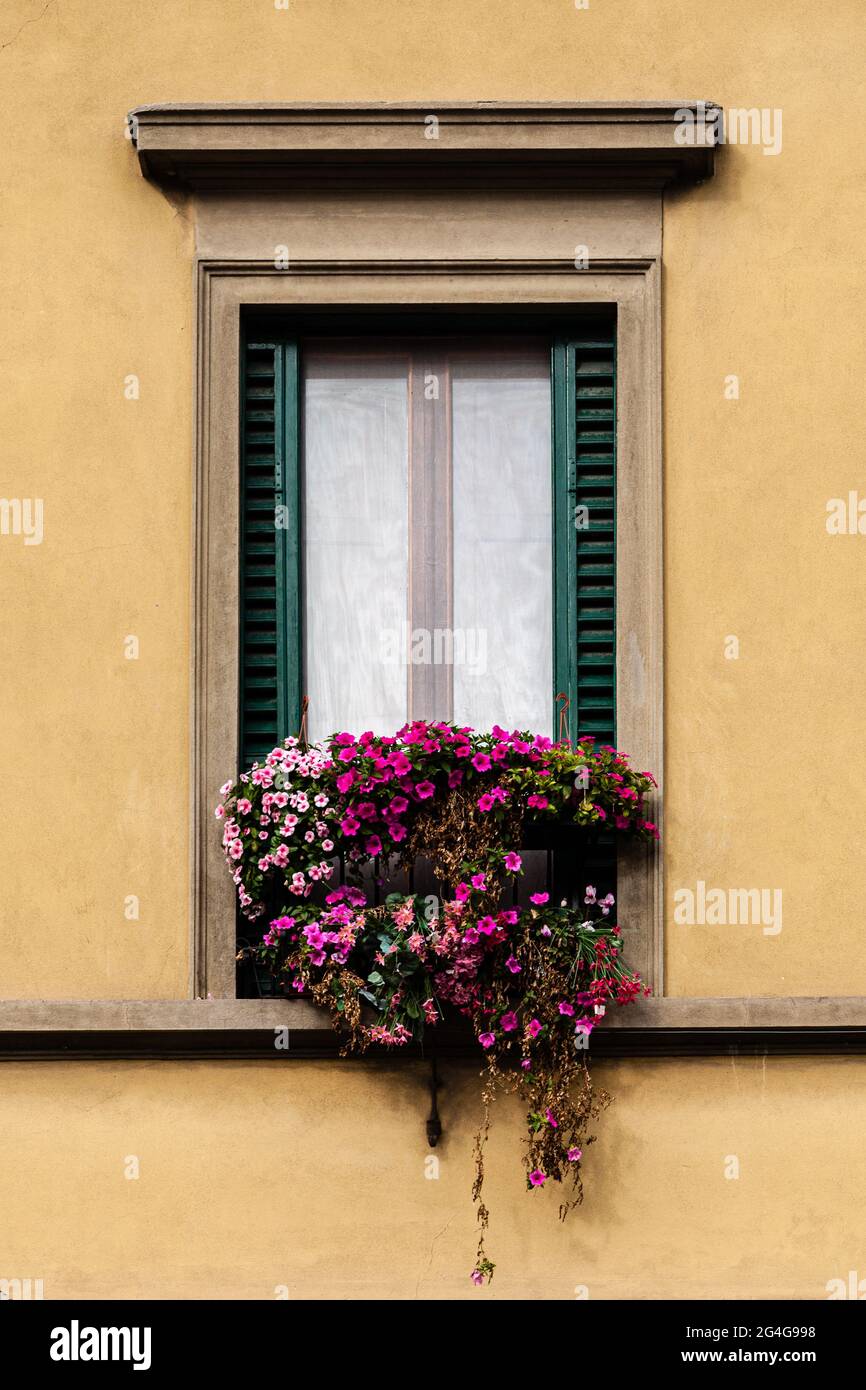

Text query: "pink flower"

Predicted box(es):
[470, 1270, 484, 1286]
[504, 851, 522, 873]
[337, 745, 358, 762]
[545, 1108, 558, 1129]
[365, 835, 383, 856]
[237, 798, 252, 815]
[501, 1010, 518, 1032]
[530, 892, 549, 906]
[527, 1018, 542, 1039]
[584, 885, 597, 904]
[558, 1001, 575, 1016]
[477, 793, 495, 812]
[455, 882, 471, 901]
[567, 1147, 583, 1162]
[477, 916, 497, 936]
[448, 770, 464, 789]
[505, 955, 522, 974]
[415, 780, 435, 799]
[336, 771, 355, 794]
[341, 816, 361, 836]
[471, 873, 487, 891]
[528, 1169, 547, 1187]
[478, 1032, 496, 1049]
[472, 753, 492, 772]
[527, 794, 548, 810]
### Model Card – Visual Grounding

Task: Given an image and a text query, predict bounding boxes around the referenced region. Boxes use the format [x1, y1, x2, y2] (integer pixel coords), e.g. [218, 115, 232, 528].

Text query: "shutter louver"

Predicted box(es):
[239, 339, 300, 769]
[574, 333, 616, 748]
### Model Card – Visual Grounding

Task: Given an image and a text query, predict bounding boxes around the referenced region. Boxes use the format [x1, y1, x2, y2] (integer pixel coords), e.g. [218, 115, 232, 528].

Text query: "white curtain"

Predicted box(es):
[302, 343, 552, 741]
[452, 351, 551, 733]
[304, 353, 409, 742]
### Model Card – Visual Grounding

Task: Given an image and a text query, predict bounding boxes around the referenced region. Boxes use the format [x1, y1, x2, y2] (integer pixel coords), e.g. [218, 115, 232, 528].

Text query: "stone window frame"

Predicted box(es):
[2, 104, 864, 1056]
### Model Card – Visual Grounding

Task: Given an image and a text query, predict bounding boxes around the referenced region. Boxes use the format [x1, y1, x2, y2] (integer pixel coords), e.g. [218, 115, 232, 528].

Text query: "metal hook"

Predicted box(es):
[426, 1057, 443, 1147]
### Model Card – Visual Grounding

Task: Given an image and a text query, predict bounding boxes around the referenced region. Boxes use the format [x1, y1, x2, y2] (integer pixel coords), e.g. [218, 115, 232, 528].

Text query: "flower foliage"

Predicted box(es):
[217, 721, 658, 1282]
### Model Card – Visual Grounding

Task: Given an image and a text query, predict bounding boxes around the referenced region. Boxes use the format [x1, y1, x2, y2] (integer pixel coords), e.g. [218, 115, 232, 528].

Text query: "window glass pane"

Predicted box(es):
[451, 350, 552, 734]
[303, 353, 409, 742]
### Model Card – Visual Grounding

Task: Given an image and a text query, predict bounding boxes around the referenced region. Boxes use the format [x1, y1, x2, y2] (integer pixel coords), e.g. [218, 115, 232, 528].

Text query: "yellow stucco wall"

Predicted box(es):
[2, 0, 865, 1298]
[1, 1056, 864, 1300]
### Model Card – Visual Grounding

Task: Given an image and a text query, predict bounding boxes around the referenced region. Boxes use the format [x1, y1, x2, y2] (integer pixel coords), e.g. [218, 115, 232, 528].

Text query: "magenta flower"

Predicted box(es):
[567, 1147, 583, 1162]
[470, 1269, 484, 1286]
[501, 1010, 518, 1032]
[472, 753, 492, 772]
[471, 873, 487, 891]
[527, 1018, 542, 1039]
[530, 892, 549, 906]
[365, 835, 383, 856]
[478, 1032, 496, 1049]
[545, 1108, 558, 1129]
[528, 1169, 547, 1187]
[415, 780, 435, 799]
[558, 1001, 575, 1016]
[527, 793, 549, 810]
[504, 851, 522, 873]
[478, 916, 497, 936]
[505, 955, 522, 974]
[477, 793, 495, 812]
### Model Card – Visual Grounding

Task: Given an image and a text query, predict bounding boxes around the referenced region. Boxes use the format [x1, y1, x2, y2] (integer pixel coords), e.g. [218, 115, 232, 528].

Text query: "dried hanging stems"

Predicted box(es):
[218, 719, 658, 1283]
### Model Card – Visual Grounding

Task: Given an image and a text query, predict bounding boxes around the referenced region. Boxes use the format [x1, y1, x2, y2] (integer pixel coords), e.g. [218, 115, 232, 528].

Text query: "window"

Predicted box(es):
[239, 322, 616, 762]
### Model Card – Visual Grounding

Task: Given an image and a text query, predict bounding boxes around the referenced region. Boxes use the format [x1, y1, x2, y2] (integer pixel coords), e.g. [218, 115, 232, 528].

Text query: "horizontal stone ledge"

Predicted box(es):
[128, 101, 720, 191]
[0, 996, 865, 1035]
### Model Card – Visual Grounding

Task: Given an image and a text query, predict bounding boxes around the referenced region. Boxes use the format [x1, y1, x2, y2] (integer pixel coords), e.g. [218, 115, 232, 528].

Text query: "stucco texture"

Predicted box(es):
[1, 1056, 863, 1300]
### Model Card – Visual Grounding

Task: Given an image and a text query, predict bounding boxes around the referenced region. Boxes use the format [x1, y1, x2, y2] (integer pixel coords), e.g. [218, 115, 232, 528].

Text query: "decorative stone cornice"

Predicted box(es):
[128, 101, 720, 191]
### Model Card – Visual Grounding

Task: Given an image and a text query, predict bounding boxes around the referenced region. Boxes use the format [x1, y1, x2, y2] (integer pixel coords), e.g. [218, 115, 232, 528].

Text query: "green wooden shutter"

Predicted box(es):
[552, 328, 616, 747]
[239, 338, 301, 770]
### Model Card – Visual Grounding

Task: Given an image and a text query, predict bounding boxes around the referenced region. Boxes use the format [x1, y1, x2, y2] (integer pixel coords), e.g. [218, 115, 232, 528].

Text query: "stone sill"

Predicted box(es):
[1, 997, 865, 1058]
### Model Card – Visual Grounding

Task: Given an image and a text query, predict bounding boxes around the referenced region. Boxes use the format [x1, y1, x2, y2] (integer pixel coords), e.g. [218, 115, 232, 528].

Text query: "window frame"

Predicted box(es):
[194, 260, 663, 1005]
